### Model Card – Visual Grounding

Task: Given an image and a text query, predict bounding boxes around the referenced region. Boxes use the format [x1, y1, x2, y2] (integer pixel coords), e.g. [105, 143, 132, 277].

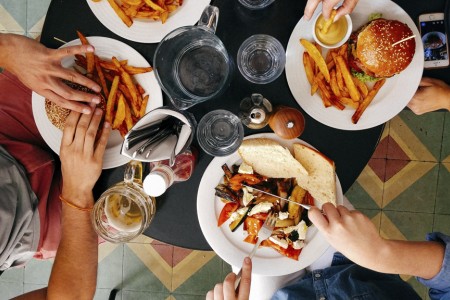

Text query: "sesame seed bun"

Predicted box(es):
[349, 18, 415, 79]
[45, 80, 106, 131]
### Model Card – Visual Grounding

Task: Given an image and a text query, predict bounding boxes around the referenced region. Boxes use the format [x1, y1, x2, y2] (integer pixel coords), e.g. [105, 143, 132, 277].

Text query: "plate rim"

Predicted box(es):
[197, 132, 344, 275]
[285, 0, 424, 131]
[31, 36, 163, 169]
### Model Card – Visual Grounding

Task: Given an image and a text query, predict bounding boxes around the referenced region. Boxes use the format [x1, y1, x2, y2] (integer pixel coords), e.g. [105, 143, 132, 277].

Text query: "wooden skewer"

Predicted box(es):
[53, 37, 67, 44]
[391, 35, 416, 47]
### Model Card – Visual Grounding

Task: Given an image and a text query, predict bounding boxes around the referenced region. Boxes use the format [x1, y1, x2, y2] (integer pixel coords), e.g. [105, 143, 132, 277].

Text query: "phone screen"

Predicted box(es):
[420, 19, 448, 61]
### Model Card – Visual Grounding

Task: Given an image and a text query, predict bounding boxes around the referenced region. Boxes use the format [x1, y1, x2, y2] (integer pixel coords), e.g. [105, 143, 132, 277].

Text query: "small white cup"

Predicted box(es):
[312, 13, 352, 49]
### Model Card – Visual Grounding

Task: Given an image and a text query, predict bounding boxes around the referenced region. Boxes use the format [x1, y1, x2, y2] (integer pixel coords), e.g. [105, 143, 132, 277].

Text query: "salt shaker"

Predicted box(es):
[239, 93, 273, 129]
[143, 148, 197, 197]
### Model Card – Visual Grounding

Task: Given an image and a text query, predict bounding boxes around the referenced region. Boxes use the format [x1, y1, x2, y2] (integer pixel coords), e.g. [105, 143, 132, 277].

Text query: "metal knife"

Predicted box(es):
[242, 184, 312, 210]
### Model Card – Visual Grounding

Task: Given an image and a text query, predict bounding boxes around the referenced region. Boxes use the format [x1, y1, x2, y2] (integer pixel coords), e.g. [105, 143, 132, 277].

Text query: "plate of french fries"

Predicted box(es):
[285, 0, 423, 130]
[86, 0, 210, 43]
[32, 36, 163, 169]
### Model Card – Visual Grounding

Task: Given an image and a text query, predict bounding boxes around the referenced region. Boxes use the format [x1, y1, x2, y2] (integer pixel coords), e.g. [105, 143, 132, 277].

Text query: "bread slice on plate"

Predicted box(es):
[293, 143, 337, 206]
[238, 138, 308, 178]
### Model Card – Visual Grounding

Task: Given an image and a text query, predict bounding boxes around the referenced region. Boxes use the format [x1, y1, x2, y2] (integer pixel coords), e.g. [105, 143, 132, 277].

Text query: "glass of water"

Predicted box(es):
[237, 34, 286, 84]
[196, 110, 244, 157]
[238, 0, 275, 10]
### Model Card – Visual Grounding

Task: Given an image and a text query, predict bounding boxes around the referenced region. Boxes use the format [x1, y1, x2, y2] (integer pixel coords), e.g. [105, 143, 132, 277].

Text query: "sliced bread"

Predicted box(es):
[238, 138, 308, 178]
[293, 143, 337, 206]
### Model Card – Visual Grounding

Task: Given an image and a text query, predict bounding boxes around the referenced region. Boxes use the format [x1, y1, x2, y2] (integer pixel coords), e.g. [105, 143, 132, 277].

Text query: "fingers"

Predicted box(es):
[53, 79, 101, 104]
[56, 68, 101, 93]
[61, 110, 81, 147]
[213, 283, 224, 300]
[321, 1, 337, 19]
[335, 0, 358, 20]
[308, 205, 329, 231]
[237, 257, 252, 300]
[94, 122, 111, 161]
[41, 89, 93, 114]
[83, 108, 103, 154]
[222, 273, 237, 299]
[54, 44, 95, 60]
[304, 0, 321, 20]
[73, 108, 95, 149]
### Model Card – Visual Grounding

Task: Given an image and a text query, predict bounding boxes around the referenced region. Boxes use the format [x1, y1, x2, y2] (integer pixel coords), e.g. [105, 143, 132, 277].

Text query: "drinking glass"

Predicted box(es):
[196, 110, 244, 156]
[153, 6, 232, 110]
[92, 161, 156, 243]
[238, 0, 275, 10]
[237, 34, 286, 84]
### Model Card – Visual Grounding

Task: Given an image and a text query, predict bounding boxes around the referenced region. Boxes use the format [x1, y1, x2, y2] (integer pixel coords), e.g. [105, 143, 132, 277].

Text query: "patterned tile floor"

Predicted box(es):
[1, 2, 449, 300]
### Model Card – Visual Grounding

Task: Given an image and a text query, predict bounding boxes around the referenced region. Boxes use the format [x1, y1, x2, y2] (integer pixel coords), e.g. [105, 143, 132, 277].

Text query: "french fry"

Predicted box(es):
[340, 97, 359, 109]
[76, 31, 94, 75]
[338, 43, 348, 57]
[94, 56, 109, 98]
[106, 76, 120, 123]
[112, 57, 140, 116]
[315, 77, 332, 107]
[330, 70, 341, 98]
[139, 95, 149, 118]
[136, 83, 146, 95]
[123, 99, 134, 131]
[124, 65, 153, 75]
[300, 39, 330, 82]
[303, 52, 315, 86]
[113, 93, 126, 129]
[107, 0, 133, 27]
[352, 76, 368, 98]
[143, 0, 165, 11]
[320, 9, 337, 34]
[122, 0, 142, 5]
[352, 79, 386, 124]
[335, 55, 359, 102]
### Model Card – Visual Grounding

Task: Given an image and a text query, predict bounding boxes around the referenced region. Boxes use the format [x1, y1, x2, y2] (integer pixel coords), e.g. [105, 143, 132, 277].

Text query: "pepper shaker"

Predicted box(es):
[239, 93, 273, 129]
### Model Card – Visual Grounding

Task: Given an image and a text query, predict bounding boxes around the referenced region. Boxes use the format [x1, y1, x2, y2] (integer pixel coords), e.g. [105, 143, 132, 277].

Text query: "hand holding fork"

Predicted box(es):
[234, 211, 277, 290]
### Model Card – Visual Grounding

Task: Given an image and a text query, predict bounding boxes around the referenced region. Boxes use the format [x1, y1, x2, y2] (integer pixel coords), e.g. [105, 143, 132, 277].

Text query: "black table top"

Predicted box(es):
[40, 0, 449, 250]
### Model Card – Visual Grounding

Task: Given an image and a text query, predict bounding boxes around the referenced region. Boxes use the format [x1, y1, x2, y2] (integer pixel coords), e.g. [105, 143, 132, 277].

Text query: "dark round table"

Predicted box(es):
[39, 0, 447, 250]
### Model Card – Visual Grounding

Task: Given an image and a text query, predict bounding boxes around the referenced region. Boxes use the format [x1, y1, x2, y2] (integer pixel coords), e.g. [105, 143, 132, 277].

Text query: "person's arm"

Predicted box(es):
[0, 33, 101, 114]
[304, 0, 358, 21]
[14, 108, 111, 300]
[206, 257, 252, 300]
[309, 204, 445, 279]
[408, 77, 450, 115]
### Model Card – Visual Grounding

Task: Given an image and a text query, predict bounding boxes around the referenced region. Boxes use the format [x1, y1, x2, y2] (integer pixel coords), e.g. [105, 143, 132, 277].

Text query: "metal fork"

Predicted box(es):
[234, 211, 278, 290]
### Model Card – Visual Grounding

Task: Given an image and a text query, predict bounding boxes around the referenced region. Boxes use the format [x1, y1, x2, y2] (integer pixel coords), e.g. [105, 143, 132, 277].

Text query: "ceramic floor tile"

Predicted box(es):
[127, 234, 154, 244]
[383, 162, 438, 213]
[172, 294, 205, 300]
[23, 283, 46, 293]
[0, 281, 23, 300]
[26, 0, 50, 33]
[346, 162, 384, 210]
[122, 244, 171, 293]
[0, 266, 23, 283]
[380, 211, 434, 241]
[358, 209, 382, 232]
[122, 290, 170, 299]
[371, 123, 389, 159]
[433, 214, 450, 236]
[173, 254, 225, 295]
[95, 288, 122, 300]
[0, 1, 27, 34]
[406, 277, 428, 300]
[97, 243, 124, 289]
[441, 113, 450, 162]
[435, 163, 450, 215]
[222, 261, 232, 278]
[23, 258, 53, 284]
[388, 112, 444, 162]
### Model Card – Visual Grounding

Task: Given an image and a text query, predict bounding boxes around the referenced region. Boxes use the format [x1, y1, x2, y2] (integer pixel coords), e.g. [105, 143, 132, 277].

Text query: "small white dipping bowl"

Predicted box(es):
[312, 13, 352, 49]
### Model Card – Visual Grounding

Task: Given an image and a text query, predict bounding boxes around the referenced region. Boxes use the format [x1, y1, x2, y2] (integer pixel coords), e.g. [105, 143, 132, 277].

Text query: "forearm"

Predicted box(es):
[47, 192, 98, 300]
[367, 239, 445, 279]
[0, 34, 17, 71]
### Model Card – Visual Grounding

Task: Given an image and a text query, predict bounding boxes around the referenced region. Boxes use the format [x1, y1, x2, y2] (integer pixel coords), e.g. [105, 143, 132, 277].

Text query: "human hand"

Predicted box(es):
[308, 203, 387, 270]
[408, 77, 450, 115]
[304, 0, 358, 21]
[0, 34, 101, 114]
[206, 257, 252, 300]
[60, 108, 110, 208]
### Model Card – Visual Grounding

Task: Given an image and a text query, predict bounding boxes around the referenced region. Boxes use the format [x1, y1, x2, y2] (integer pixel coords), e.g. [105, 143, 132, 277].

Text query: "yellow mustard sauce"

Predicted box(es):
[315, 15, 348, 45]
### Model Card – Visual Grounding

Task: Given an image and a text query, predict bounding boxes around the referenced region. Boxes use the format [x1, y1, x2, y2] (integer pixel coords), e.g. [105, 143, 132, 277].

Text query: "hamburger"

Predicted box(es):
[348, 18, 416, 82]
[45, 80, 106, 130]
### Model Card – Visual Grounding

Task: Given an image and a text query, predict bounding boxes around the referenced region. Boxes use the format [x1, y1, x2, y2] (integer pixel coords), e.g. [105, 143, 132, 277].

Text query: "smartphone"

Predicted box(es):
[419, 13, 449, 69]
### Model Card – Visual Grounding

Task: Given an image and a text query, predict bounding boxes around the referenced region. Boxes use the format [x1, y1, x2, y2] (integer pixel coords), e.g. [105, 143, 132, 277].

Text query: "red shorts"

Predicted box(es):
[0, 70, 61, 259]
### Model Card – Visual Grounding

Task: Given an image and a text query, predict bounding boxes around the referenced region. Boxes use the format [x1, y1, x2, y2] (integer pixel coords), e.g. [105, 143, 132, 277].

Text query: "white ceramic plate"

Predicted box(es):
[197, 133, 344, 276]
[32, 36, 163, 169]
[86, 0, 211, 43]
[285, 0, 424, 130]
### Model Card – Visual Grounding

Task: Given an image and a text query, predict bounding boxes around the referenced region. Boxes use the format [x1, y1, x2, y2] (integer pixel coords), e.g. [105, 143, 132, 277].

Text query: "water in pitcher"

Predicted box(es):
[177, 45, 229, 97]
